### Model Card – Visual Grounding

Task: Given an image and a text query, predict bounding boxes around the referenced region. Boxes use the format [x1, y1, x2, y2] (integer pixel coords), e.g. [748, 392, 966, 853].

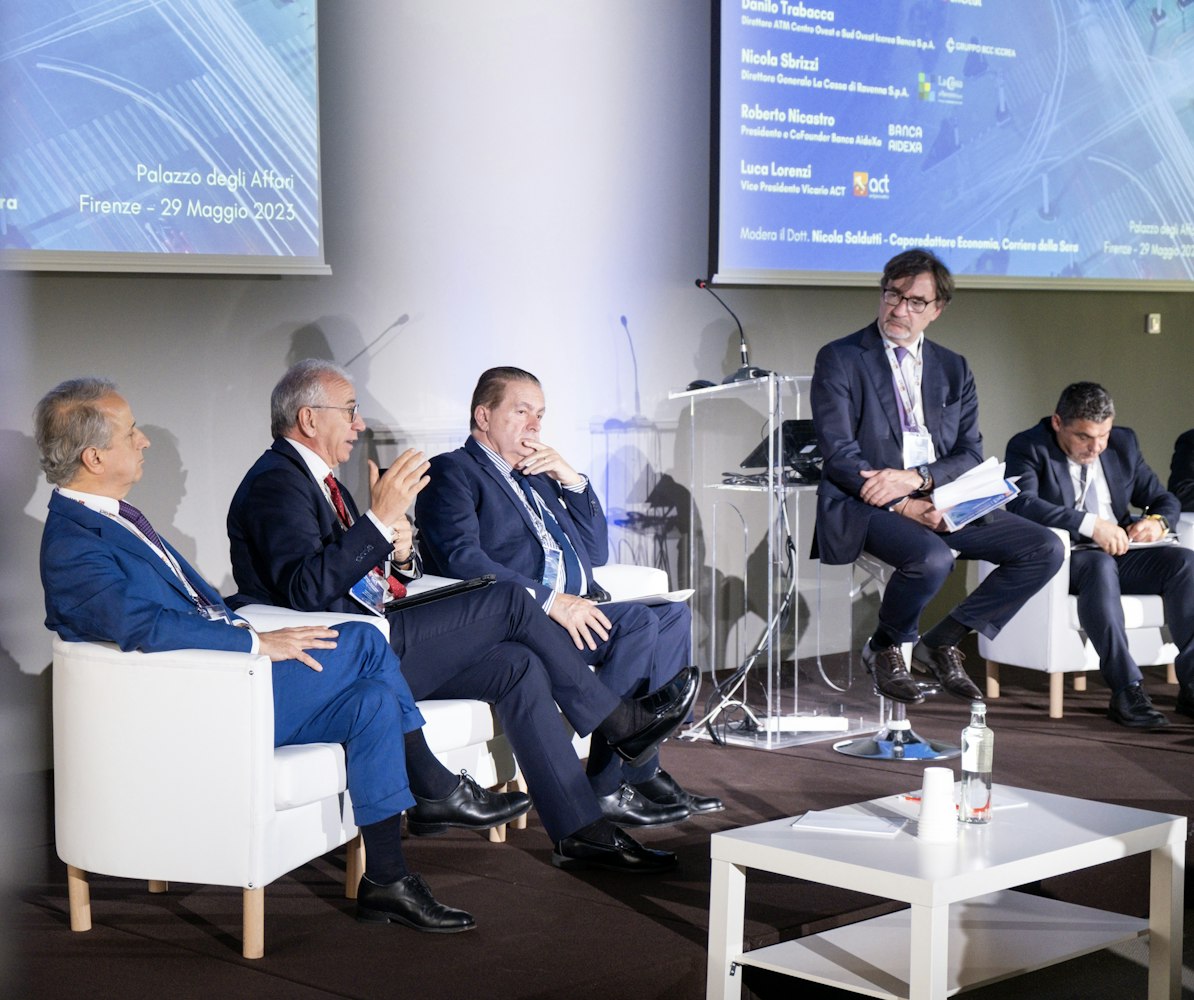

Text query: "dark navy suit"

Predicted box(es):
[227, 437, 616, 839]
[415, 436, 690, 789]
[1168, 428, 1194, 512]
[1006, 418, 1194, 692]
[41, 490, 421, 826]
[811, 322, 1063, 643]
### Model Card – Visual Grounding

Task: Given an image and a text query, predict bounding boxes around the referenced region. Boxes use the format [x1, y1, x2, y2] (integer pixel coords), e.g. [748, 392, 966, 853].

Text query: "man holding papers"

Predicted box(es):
[1005, 382, 1194, 728]
[811, 249, 1063, 705]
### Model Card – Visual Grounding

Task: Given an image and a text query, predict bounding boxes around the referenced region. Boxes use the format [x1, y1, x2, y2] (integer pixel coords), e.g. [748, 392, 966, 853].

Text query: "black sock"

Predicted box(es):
[869, 626, 901, 651]
[595, 699, 638, 742]
[567, 818, 618, 846]
[361, 813, 408, 885]
[921, 616, 969, 650]
[403, 730, 458, 800]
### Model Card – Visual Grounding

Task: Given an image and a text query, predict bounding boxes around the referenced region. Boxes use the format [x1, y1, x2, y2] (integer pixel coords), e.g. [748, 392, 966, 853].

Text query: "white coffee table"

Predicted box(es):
[706, 784, 1185, 1000]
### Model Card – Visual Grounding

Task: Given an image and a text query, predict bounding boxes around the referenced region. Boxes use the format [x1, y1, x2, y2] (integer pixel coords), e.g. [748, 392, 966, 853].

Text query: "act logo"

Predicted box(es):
[917, 71, 933, 101]
[853, 171, 869, 196]
[852, 171, 891, 199]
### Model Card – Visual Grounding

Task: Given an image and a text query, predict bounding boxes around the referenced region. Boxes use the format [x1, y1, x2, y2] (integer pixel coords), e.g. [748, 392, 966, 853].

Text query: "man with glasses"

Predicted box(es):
[810, 248, 1062, 706]
[227, 359, 698, 874]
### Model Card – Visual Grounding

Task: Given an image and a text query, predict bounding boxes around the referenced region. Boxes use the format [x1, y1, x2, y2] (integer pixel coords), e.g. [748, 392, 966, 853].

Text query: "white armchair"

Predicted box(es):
[52, 606, 518, 960]
[977, 527, 1183, 718]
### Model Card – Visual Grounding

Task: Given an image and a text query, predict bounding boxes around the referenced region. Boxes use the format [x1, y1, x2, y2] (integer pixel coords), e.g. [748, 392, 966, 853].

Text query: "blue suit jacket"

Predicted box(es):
[1005, 418, 1178, 540]
[227, 437, 390, 614]
[810, 321, 983, 565]
[416, 437, 608, 605]
[41, 490, 250, 654]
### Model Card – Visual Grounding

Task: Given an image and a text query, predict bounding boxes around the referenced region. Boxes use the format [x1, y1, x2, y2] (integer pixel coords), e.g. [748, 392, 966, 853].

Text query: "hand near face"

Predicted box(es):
[515, 439, 584, 487]
[369, 450, 429, 526]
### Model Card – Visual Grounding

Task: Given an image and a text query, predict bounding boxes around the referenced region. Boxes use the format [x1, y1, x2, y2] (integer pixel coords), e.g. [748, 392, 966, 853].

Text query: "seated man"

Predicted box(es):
[1006, 382, 1194, 728]
[36, 377, 479, 933]
[811, 248, 1063, 705]
[415, 366, 722, 815]
[1167, 428, 1194, 512]
[228, 360, 696, 873]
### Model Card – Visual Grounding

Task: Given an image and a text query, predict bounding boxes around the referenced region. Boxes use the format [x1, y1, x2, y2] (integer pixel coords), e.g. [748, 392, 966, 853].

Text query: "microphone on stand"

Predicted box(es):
[618, 315, 652, 427]
[343, 313, 410, 369]
[694, 278, 769, 383]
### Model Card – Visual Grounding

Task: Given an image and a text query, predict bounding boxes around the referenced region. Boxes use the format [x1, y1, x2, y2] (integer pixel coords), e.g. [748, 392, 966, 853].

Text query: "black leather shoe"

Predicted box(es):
[407, 771, 532, 836]
[1108, 683, 1169, 729]
[862, 642, 923, 704]
[633, 768, 724, 814]
[597, 781, 689, 827]
[911, 641, 984, 701]
[552, 827, 678, 874]
[608, 666, 700, 766]
[1175, 686, 1194, 720]
[356, 873, 476, 933]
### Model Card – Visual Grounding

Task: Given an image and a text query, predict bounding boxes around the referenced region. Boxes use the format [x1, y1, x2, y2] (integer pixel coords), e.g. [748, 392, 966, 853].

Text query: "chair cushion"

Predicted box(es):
[1067, 594, 1166, 631]
[419, 699, 498, 755]
[273, 742, 348, 810]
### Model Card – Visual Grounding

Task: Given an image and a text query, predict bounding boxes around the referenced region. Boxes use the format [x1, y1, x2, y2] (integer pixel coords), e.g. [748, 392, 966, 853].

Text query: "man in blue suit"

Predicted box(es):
[811, 249, 1063, 706]
[36, 377, 480, 933]
[228, 360, 697, 873]
[415, 367, 722, 817]
[1006, 382, 1194, 728]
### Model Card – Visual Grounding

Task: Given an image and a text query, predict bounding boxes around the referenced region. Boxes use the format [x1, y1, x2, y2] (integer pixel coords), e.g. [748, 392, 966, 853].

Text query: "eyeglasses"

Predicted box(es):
[309, 403, 360, 422]
[881, 288, 938, 314]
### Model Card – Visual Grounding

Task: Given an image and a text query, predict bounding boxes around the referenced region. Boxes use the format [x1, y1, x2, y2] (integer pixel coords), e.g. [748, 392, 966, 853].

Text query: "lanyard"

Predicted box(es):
[884, 341, 924, 432]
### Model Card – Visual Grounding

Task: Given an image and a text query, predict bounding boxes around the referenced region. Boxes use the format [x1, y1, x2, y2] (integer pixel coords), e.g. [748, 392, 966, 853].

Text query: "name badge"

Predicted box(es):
[198, 603, 234, 624]
[903, 430, 934, 469]
[542, 549, 563, 590]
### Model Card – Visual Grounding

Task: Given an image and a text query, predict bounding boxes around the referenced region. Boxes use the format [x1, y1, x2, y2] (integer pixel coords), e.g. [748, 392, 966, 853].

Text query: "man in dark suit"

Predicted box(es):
[36, 377, 481, 932]
[1167, 429, 1194, 511]
[1006, 382, 1194, 727]
[228, 360, 696, 873]
[415, 366, 722, 817]
[811, 248, 1063, 706]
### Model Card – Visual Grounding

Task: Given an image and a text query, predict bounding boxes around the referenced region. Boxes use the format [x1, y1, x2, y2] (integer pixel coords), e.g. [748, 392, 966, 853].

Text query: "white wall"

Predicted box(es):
[4, 1, 1192, 790]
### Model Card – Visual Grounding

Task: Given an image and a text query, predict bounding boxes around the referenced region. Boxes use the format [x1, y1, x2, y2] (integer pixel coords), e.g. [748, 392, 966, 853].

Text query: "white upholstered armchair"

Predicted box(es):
[52, 606, 518, 959]
[976, 523, 1192, 718]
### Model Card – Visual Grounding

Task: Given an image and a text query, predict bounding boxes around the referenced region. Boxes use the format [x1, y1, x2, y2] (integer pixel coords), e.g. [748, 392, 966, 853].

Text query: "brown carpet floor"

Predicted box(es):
[11, 666, 1194, 999]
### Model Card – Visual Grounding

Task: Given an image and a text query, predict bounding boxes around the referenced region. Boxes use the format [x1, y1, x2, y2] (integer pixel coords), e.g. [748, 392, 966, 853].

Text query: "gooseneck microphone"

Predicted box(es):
[343, 313, 410, 368]
[694, 279, 769, 383]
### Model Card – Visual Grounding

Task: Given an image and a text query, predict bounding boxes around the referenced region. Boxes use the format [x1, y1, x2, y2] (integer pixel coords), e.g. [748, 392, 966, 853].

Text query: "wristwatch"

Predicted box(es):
[916, 465, 933, 493]
[1143, 513, 1169, 532]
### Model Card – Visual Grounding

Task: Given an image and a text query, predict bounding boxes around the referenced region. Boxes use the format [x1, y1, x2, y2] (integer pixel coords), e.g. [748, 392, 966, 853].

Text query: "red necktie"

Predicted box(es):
[324, 474, 406, 599]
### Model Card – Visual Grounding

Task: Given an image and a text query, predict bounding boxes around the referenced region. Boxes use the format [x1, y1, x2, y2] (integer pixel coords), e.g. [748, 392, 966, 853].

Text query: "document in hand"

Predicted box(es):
[930, 457, 1020, 532]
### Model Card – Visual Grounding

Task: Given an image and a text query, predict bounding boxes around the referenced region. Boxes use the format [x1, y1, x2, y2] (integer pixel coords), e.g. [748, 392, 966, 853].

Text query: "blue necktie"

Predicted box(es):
[516, 476, 583, 594]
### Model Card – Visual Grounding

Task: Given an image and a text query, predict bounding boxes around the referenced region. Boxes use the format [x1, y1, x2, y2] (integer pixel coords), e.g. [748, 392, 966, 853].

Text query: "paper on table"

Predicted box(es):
[790, 810, 907, 838]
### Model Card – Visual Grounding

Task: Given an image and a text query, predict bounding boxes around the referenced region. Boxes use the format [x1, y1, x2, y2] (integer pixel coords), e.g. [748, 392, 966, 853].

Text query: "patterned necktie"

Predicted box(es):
[516, 476, 583, 594]
[324, 474, 406, 599]
[118, 500, 167, 555]
[892, 345, 917, 432]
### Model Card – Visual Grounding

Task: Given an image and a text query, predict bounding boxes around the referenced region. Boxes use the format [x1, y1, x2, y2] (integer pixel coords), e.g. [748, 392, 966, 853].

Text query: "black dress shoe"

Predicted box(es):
[552, 827, 678, 873]
[1108, 683, 1170, 729]
[608, 666, 700, 766]
[862, 642, 923, 704]
[911, 641, 984, 701]
[597, 781, 689, 827]
[633, 768, 725, 813]
[356, 873, 476, 933]
[1176, 686, 1194, 719]
[407, 771, 532, 836]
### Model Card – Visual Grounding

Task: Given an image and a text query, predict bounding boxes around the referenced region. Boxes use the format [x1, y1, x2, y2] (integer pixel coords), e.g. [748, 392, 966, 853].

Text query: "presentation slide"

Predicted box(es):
[716, 0, 1194, 287]
[0, 0, 325, 273]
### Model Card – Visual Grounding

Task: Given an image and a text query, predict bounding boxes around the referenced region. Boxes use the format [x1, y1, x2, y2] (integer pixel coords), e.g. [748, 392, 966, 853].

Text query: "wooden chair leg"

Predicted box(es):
[1048, 673, 1064, 719]
[344, 833, 364, 899]
[985, 660, 1000, 699]
[242, 886, 264, 960]
[511, 773, 528, 831]
[148, 880, 169, 893]
[1167, 663, 1177, 686]
[66, 865, 91, 932]
[1072, 674, 1087, 692]
[488, 823, 508, 844]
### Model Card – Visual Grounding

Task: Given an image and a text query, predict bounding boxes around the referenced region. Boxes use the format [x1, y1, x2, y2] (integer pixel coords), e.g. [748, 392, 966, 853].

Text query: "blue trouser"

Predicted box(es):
[272, 621, 423, 827]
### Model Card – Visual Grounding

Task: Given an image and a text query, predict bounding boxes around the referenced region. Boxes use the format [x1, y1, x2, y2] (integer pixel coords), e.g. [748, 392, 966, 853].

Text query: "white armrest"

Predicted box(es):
[1177, 512, 1194, 550]
[591, 563, 670, 602]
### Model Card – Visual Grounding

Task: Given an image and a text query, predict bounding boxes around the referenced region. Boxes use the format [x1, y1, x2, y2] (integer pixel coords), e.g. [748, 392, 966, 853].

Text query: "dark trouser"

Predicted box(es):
[578, 601, 692, 794]
[389, 581, 613, 840]
[862, 507, 1064, 644]
[1069, 545, 1194, 693]
[272, 621, 422, 827]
